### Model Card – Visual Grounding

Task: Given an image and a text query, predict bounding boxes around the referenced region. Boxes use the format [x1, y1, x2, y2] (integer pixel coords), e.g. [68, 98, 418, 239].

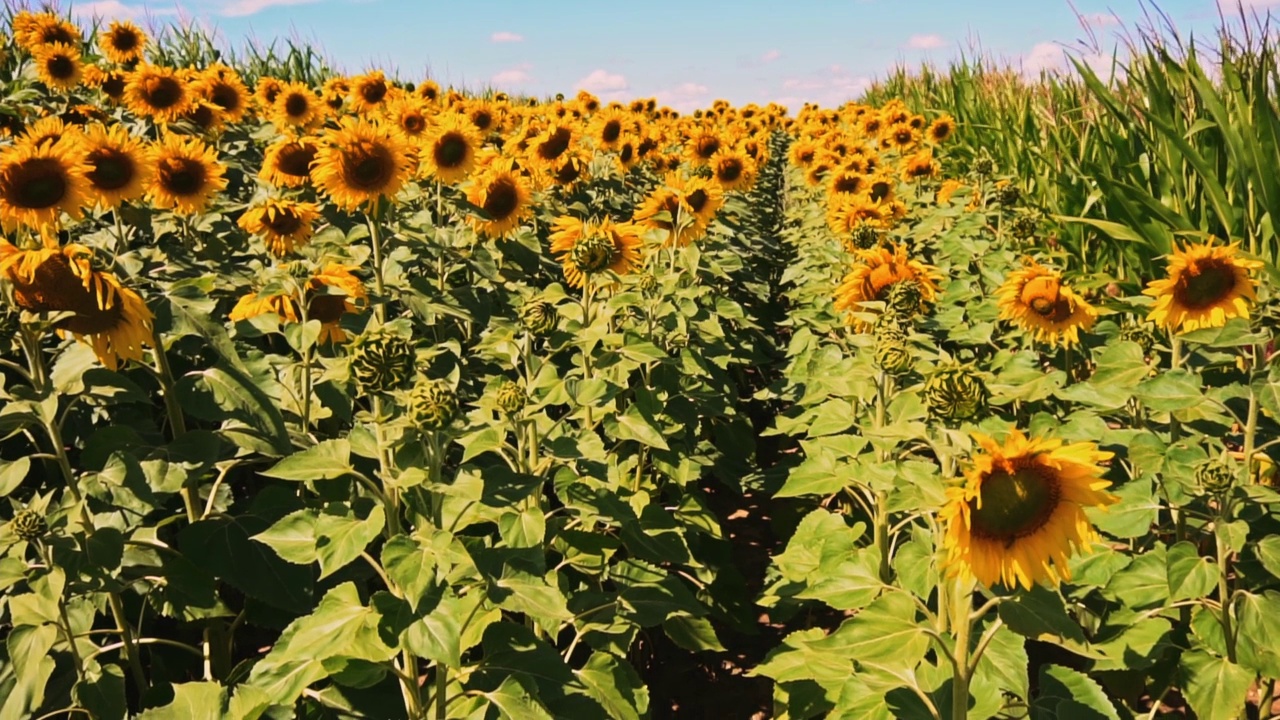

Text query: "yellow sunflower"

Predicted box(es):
[928, 115, 957, 144]
[1143, 239, 1265, 333]
[349, 71, 394, 115]
[0, 243, 153, 369]
[311, 117, 413, 211]
[33, 42, 82, 90]
[415, 79, 441, 103]
[81, 123, 154, 209]
[322, 77, 350, 112]
[99, 20, 146, 65]
[788, 140, 820, 169]
[0, 139, 90, 236]
[238, 198, 321, 257]
[21, 116, 83, 151]
[14, 12, 81, 52]
[526, 122, 577, 172]
[589, 107, 631, 151]
[270, 81, 324, 130]
[633, 174, 723, 247]
[84, 66, 128, 102]
[465, 163, 532, 238]
[197, 65, 250, 124]
[901, 149, 939, 182]
[260, 136, 319, 189]
[146, 133, 227, 215]
[549, 216, 645, 288]
[833, 244, 941, 330]
[547, 147, 590, 189]
[940, 429, 1117, 590]
[254, 77, 285, 111]
[229, 263, 367, 344]
[419, 113, 481, 185]
[124, 65, 193, 123]
[383, 96, 432, 146]
[710, 148, 756, 192]
[996, 261, 1097, 347]
[685, 128, 724, 166]
[827, 167, 867, 197]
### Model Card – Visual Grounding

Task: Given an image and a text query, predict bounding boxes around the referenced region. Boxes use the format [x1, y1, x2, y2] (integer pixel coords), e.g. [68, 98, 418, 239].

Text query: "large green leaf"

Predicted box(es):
[1180, 650, 1252, 720]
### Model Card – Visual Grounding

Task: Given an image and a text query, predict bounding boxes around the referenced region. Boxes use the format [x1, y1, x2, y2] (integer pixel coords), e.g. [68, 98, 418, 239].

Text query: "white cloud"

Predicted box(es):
[905, 34, 945, 49]
[1022, 41, 1066, 75]
[576, 69, 629, 94]
[219, 0, 321, 17]
[653, 81, 710, 112]
[71, 1, 178, 18]
[491, 62, 532, 86]
[490, 31, 524, 43]
[779, 64, 871, 106]
[761, 49, 782, 63]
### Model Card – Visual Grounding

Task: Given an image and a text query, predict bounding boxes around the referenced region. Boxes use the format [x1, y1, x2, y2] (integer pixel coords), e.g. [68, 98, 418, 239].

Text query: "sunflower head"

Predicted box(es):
[10, 509, 48, 543]
[350, 70, 394, 114]
[1143, 239, 1264, 333]
[0, 138, 90, 236]
[519, 299, 558, 336]
[996, 261, 1097, 347]
[34, 42, 82, 90]
[420, 113, 480, 184]
[407, 379, 459, 431]
[924, 363, 989, 422]
[833, 244, 940, 331]
[466, 165, 531, 238]
[569, 233, 619, 275]
[82, 123, 153, 209]
[238, 198, 321, 257]
[1195, 457, 1236, 495]
[494, 380, 526, 416]
[940, 429, 1117, 590]
[147, 133, 227, 215]
[312, 117, 412, 211]
[125, 65, 192, 123]
[261, 136, 319, 188]
[349, 326, 415, 393]
[100, 20, 146, 65]
[874, 333, 913, 375]
[928, 115, 956, 144]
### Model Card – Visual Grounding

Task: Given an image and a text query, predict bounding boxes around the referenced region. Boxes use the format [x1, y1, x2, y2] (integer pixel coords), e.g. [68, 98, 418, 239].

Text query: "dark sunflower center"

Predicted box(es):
[686, 189, 709, 213]
[111, 30, 139, 51]
[433, 133, 469, 169]
[188, 104, 216, 128]
[266, 209, 303, 235]
[158, 156, 207, 196]
[284, 93, 309, 117]
[619, 143, 634, 164]
[360, 80, 387, 104]
[42, 27, 78, 45]
[344, 144, 394, 190]
[538, 127, 571, 160]
[602, 120, 622, 144]
[20, 254, 124, 334]
[471, 111, 493, 131]
[933, 124, 953, 141]
[482, 177, 520, 220]
[420, 86, 438, 101]
[142, 75, 183, 109]
[263, 85, 282, 104]
[696, 137, 719, 159]
[895, 130, 913, 144]
[969, 464, 1061, 542]
[277, 144, 316, 177]
[87, 148, 135, 191]
[402, 114, 426, 134]
[47, 54, 76, 80]
[869, 180, 892, 203]
[1176, 258, 1238, 310]
[555, 158, 582, 184]
[638, 137, 657, 156]
[798, 149, 815, 164]
[102, 74, 126, 98]
[717, 159, 742, 183]
[307, 293, 348, 324]
[833, 175, 861, 194]
[210, 83, 241, 112]
[5, 158, 69, 209]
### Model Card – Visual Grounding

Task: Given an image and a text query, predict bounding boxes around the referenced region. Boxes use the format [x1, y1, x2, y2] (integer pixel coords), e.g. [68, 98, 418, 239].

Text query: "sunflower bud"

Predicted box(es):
[971, 155, 995, 177]
[994, 183, 1021, 208]
[924, 363, 989, 421]
[884, 280, 925, 320]
[1009, 212, 1040, 241]
[638, 272, 659, 295]
[568, 233, 618, 275]
[1119, 320, 1158, 357]
[407, 379, 458, 431]
[10, 510, 47, 542]
[1195, 458, 1235, 495]
[349, 327, 415, 394]
[519, 300, 558, 336]
[874, 335, 913, 375]
[849, 222, 882, 251]
[495, 380, 526, 415]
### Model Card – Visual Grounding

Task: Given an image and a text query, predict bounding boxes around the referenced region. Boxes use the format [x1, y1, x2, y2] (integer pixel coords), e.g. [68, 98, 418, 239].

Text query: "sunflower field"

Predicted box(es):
[1, 7, 1279, 720]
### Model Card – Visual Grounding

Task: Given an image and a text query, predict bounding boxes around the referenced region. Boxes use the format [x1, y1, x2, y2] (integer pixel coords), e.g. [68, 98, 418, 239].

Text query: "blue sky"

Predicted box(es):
[62, 0, 1263, 109]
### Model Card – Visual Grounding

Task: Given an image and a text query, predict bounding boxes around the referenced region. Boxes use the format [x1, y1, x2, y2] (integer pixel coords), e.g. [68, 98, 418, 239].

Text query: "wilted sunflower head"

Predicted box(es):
[1143, 239, 1264, 333]
[833, 244, 940, 331]
[99, 20, 146, 64]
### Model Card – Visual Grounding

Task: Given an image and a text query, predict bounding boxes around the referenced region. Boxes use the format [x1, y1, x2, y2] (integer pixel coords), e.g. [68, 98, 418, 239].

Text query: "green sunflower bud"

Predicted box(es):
[349, 327, 415, 394]
[924, 363, 989, 422]
[1119, 320, 1158, 357]
[638, 272, 659, 295]
[10, 509, 47, 542]
[569, 233, 618, 275]
[874, 335, 913, 375]
[884, 280, 925, 319]
[994, 183, 1021, 208]
[408, 379, 458, 431]
[520, 300, 558, 336]
[1009, 212, 1040, 241]
[848, 222, 882, 251]
[971, 155, 995, 177]
[1195, 458, 1235, 495]
[495, 380, 526, 415]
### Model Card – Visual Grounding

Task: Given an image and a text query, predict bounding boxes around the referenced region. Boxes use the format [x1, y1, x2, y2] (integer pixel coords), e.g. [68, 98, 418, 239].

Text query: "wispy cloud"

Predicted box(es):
[219, 0, 321, 17]
[576, 69, 629, 95]
[905, 33, 945, 49]
[780, 63, 872, 106]
[491, 62, 532, 86]
[490, 31, 524, 43]
[654, 81, 710, 112]
[761, 49, 782, 63]
[70, 0, 178, 18]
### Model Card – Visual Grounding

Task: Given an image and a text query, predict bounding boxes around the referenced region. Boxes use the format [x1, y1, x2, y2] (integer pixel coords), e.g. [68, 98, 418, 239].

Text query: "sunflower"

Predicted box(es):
[420, 113, 481, 184]
[322, 77, 350, 112]
[21, 116, 83, 150]
[14, 12, 81, 51]
[710, 148, 756, 192]
[99, 20, 146, 65]
[834, 244, 941, 330]
[827, 167, 867, 196]
[416, 79, 441, 103]
[0, 139, 90, 236]
[1143, 239, 1265, 333]
[383, 96, 432, 147]
[465, 163, 531, 238]
[901, 149, 939, 182]
[928, 116, 956, 144]
[229, 263, 366, 344]
[826, 195, 892, 243]
[549, 216, 645, 288]
[350, 71, 394, 115]
[882, 122, 919, 152]
[788, 140, 820, 168]
[261, 136, 319, 189]
[996, 261, 1097, 347]
[84, 66, 128, 102]
[0, 243, 152, 369]
[33, 42, 82, 90]
[685, 129, 723, 166]
[254, 77, 285, 111]
[238, 198, 321, 257]
[940, 429, 1117, 590]
[937, 179, 966, 206]
[526, 122, 576, 172]
[548, 147, 590, 188]
[681, 175, 725, 229]
[196, 66, 250, 123]
[182, 101, 225, 133]
[311, 117, 412, 211]
[465, 98, 499, 134]
[147, 133, 227, 215]
[589, 107, 631, 151]
[270, 81, 323, 130]
[81, 123, 153, 209]
[124, 65, 193, 123]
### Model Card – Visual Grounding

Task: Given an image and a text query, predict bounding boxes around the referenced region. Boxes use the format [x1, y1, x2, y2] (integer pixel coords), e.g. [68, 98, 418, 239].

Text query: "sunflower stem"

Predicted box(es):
[434, 662, 448, 719]
[151, 325, 198, 524]
[41, 541, 86, 685]
[580, 278, 595, 429]
[366, 208, 387, 324]
[1243, 352, 1260, 484]
[873, 370, 892, 583]
[949, 577, 974, 720]
[1215, 518, 1238, 664]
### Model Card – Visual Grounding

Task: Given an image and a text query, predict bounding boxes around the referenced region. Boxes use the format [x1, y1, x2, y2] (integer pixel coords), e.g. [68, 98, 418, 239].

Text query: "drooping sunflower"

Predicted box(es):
[996, 261, 1097, 347]
[99, 20, 146, 65]
[260, 136, 319, 189]
[124, 65, 193, 123]
[0, 243, 153, 369]
[238, 198, 321, 257]
[81, 123, 154, 209]
[465, 163, 532, 238]
[270, 81, 324, 130]
[1143, 239, 1265, 333]
[311, 117, 412, 211]
[549, 216, 645, 288]
[681, 175, 725, 229]
[33, 42, 82, 90]
[834, 244, 941, 330]
[419, 113, 481, 184]
[0, 139, 91, 236]
[349, 70, 394, 115]
[710, 148, 756, 192]
[147, 133, 227, 215]
[940, 429, 1117, 590]
[229, 263, 367, 344]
